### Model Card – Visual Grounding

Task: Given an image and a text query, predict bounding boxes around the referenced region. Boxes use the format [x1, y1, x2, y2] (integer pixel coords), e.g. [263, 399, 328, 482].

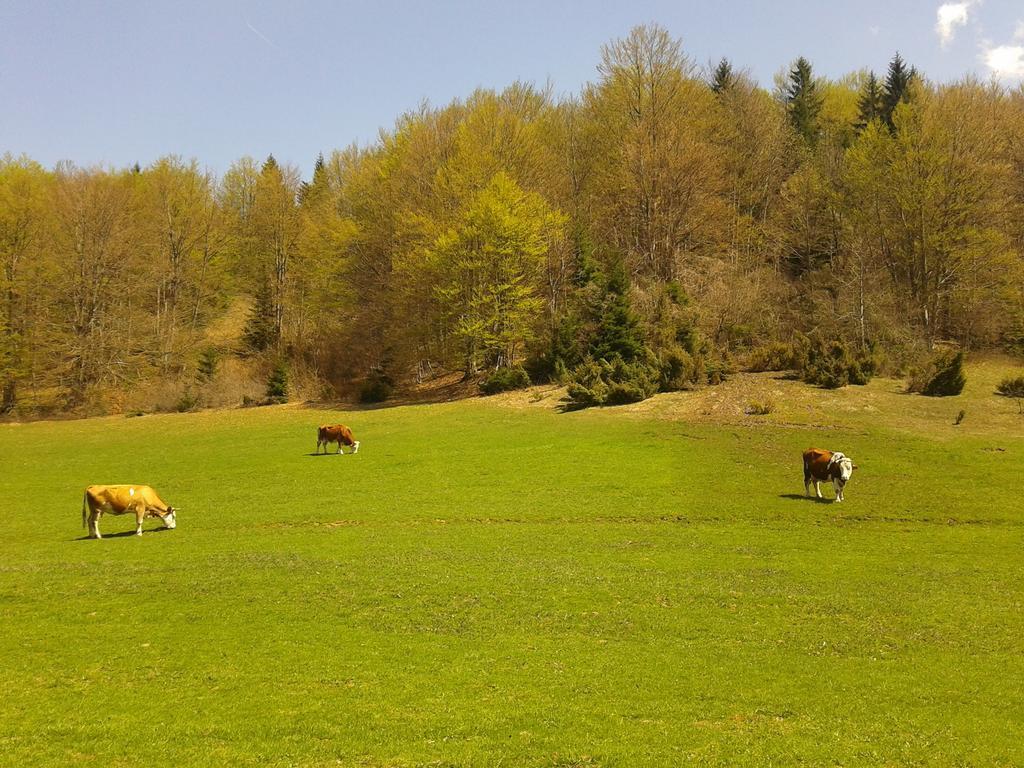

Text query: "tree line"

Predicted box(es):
[2, 25, 1023, 414]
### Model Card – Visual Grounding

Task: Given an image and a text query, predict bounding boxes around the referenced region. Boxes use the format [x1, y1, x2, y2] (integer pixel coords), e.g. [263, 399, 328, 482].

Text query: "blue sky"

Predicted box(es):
[2, 1, 1022, 178]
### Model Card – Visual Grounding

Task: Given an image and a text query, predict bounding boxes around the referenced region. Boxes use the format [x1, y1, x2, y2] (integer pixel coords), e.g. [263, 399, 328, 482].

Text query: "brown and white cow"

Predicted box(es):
[82, 485, 178, 538]
[317, 423, 360, 455]
[803, 448, 857, 502]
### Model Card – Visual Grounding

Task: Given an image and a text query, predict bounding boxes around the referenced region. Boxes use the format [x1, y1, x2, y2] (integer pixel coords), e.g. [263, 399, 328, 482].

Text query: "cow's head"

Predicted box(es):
[827, 454, 851, 489]
[162, 506, 177, 529]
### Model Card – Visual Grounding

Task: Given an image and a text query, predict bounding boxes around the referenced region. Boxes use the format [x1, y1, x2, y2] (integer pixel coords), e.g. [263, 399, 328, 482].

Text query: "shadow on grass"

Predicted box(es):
[778, 493, 834, 504]
[304, 452, 355, 457]
[74, 527, 174, 541]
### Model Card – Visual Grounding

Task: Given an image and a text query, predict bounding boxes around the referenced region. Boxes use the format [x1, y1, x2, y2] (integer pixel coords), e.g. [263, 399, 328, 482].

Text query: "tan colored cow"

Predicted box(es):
[317, 424, 359, 455]
[82, 485, 178, 539]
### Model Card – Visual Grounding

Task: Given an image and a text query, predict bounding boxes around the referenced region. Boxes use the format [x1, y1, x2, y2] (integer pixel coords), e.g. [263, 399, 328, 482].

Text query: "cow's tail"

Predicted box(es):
[81, 491, 88, 529]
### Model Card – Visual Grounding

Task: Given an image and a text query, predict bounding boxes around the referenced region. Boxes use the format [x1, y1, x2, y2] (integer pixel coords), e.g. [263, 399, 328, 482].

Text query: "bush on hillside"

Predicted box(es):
[175, 388, 199, 413]
[479, 366, 530, 395]
[907, 350, 966, 397]
[996, 374, 1024, 413]
[566, 357, 659, 408]
[801, 338, 875, 389]
[746, 341, 805, 372]
[705, 354, 735, 386]
[359, 369, 394, 403]
[657, 345, 701, 391]
[745, 400, 775, 415]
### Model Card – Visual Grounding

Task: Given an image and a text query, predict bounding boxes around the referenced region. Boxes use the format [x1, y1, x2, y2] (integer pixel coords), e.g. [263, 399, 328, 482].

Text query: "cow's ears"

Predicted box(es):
[852, 464, 859, 470]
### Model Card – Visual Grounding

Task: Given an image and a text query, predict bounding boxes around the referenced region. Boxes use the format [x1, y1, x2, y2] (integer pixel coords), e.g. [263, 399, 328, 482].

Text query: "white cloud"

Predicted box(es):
[936, 1, 980, 47]
[983, 44, 1024, 78]
[868, 25, 881, 37]
[1015, 21, 1024, 41]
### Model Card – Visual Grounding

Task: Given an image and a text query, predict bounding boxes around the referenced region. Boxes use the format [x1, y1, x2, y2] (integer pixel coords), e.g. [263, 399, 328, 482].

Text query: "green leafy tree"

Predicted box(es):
[250, 155, 301, 347]
[0, 157, 50, 412]
[138, 156, 223, 373]
[431, 172, 564, 374]
[584, 24, 730, 281]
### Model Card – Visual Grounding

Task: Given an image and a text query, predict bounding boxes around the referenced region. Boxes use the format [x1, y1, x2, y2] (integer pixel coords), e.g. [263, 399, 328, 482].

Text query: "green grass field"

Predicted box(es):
[2, 366, 1023, 766]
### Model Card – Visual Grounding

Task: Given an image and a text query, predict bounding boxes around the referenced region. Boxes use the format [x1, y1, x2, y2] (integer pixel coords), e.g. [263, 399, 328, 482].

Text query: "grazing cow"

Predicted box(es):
[803, 448, 857, 502]
[82, 485, 177, 539]
[317, 423, 360, 455]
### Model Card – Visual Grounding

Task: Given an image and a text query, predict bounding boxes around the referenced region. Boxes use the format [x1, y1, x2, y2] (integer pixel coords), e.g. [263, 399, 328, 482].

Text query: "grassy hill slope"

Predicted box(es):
[1, 364, 1022, 766]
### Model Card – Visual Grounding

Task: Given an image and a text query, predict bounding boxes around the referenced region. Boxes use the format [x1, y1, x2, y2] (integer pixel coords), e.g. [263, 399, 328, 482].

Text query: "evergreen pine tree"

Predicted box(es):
[265, 359, 289, 400]
[242, 272, 277, 352]
[591, 262, 645, 363]
[710, 58, 735, 94]
[881, 53, 915, 130]
[785, 57, 823, 145]
[196, 348, 218, 382]
[299, 152, 328, 204]
[856, 71, 884, 130]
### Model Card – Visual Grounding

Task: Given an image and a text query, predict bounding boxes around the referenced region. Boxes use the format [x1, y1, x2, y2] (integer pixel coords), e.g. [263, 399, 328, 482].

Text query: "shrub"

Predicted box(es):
[656, 340, 731, 392]
[479, 366, 530, 395]
[908, 350, 966, 397]
[175, 388, 199, 413]
[658, 346, 699, 391]
[566, 381, 604, 407]
[747, 341, 803, 372]
[996, 374, 1024, 413]
[605, 381, 648, 405]
[745, 400, 775, 415]
[802, 338, 875, 389]
[705, 354, 734, 386]
[565, 356, 658, 408]
[359, 372, 393, 403]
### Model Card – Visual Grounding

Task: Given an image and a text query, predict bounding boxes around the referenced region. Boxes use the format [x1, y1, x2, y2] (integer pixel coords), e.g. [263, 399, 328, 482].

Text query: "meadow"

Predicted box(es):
[1, 364, 1023, 766]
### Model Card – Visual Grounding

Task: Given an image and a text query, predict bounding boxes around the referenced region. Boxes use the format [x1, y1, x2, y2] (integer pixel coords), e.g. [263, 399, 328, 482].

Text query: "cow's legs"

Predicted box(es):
[89, 511, 102, 539]
[337, 442, 343, 455]
[833, 481, 843, 502]
[352, 441, 360, 454]
[814, 480, 822, 499]
[135, 504, 146, 535]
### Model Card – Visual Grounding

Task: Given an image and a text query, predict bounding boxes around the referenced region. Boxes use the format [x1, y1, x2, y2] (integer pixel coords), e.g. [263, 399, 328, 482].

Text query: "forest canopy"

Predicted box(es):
[2, 25, 1023, 415]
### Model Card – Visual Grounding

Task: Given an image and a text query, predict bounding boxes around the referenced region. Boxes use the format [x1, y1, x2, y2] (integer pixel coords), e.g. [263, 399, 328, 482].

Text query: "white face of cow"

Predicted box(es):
[838, 458, 854, 482]
[163, 508, 177, 529]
